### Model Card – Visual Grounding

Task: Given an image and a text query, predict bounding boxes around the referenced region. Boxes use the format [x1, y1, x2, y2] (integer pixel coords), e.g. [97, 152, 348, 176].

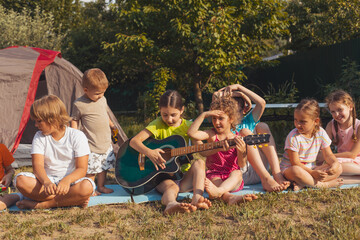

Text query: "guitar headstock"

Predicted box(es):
[243, 134, 270, 146]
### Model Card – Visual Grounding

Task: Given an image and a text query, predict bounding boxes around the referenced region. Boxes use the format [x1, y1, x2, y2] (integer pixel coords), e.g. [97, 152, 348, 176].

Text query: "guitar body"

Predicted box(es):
[115, 135, 188, 195]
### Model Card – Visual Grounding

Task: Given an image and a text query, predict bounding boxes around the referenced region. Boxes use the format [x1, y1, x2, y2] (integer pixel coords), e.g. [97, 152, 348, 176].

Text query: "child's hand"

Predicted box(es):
[222, 140, 231, 151]
[205, 110, 225, 118]
[311, 170, 328, 181]
[231, 91, 252, 113]
[147, 148, 167, 170]
[0, 173, 12, 188]
[327, 162, 340, 175]
[56, 179, 71, 195]
[234, 136, 246, 154]
[44, 181, 57, 195]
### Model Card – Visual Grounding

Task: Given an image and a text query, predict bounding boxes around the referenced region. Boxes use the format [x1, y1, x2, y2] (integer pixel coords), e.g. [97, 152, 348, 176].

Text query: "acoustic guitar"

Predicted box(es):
[115, 134, 270, 195]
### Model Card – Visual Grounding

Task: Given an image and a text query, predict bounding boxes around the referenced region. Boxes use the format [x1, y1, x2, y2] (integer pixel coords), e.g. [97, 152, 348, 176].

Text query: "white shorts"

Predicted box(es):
[280, 158, 314, 173]
[87, 145, 116, 174]
[13, 172, 96, 195]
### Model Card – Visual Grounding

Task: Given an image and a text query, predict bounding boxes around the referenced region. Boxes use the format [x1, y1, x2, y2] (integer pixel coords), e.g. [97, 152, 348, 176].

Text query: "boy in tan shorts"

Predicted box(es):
[71, 68, 116, 195]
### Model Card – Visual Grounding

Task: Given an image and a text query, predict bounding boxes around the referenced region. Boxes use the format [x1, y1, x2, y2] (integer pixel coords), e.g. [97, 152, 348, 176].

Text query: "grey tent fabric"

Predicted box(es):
[0, 46, 127, 155]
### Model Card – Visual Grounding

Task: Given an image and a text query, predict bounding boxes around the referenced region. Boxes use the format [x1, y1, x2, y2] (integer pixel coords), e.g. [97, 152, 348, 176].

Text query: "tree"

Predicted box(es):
[62, 0, 121, 72]
[0, 5, 65, 50]
[103, 0, 289, 114]
[286, 0, 360, 51]
[0, 0, 82, 34]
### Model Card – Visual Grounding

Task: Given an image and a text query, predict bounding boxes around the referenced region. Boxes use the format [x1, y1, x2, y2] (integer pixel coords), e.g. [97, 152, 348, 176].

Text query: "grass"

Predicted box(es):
[1, 116, 359, 239]
[1, 167, 359, 239]
[0, 187, 359, 239]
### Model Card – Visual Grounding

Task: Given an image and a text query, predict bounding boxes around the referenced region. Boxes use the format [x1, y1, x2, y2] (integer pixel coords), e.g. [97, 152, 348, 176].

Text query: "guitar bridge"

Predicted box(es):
[138, 153, 145, 171]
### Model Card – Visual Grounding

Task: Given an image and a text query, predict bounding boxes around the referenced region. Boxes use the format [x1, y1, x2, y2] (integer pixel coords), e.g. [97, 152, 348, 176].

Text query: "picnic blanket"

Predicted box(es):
[6, 183, 359, 211]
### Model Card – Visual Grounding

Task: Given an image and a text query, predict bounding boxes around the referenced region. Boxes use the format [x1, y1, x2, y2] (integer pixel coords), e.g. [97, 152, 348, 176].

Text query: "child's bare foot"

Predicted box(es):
[92, 190, 102, 196]
[261, 177, 283, 192]
[80, 198, 90, 208]
[316, 178, 344, 188]
[164, 202, 197, 215]
[273, 173, 291, 190]
[292, 182, 303, 191]
[205, 178, 224, 199]
[97, 186, 114, 194]
[16, 200, 39, 209]
[192, 196, 211, 210]
[227, 194, 258, 205]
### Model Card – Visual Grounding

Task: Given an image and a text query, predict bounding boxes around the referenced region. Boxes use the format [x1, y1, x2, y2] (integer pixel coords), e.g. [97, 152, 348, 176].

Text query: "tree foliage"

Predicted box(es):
[0, 0, 82, 33]
[62, 0, 121, 72]
[286, 0, 360, 51]
[103, 0, 289, 113]
[0, 5, 65, 50]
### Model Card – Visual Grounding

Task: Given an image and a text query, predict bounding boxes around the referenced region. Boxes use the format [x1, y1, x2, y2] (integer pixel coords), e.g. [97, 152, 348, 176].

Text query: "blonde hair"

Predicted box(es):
[325, 90, 357, 143]
[82, 68, 109, 90]
[295, 98, 321, 137]
[210, 94, 240, 130]
[30, 95, 71, 129]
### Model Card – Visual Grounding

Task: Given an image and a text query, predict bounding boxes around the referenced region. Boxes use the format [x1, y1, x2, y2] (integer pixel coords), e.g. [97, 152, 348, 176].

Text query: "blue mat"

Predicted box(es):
[6, 183, 360, 211]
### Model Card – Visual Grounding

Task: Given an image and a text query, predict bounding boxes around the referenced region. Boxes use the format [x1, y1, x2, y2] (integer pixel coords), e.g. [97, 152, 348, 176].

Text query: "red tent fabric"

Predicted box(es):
[0, 46, 127, 154]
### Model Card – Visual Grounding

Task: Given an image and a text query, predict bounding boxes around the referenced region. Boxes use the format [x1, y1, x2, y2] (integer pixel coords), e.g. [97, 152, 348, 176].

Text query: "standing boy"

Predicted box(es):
[71, 68, 116, 195]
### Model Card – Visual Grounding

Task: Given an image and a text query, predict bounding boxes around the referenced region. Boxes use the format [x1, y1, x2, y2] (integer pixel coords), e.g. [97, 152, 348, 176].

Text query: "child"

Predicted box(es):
[0, 143, 17, 210]
[11, 95, 94, 209]
[212, 84, 290, 192]
[187, 95, 258, 204]
[281, 98, 343, 190]
[71, 68, 116, 195]
[323, 90, 360, 184]
[130, 90, 211, 215]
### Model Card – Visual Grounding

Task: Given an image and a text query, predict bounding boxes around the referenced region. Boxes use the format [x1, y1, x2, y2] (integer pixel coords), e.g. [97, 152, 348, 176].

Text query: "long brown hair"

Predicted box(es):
[325, 90, 357, 144]
[295, 99, 321, 137]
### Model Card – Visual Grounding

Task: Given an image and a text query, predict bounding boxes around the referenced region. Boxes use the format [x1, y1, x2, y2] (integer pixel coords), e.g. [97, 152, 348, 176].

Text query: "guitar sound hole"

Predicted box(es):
[160, 148, 172, 162]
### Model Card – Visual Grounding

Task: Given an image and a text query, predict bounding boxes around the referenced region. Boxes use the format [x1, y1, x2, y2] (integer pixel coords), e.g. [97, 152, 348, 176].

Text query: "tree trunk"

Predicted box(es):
[194, 81, 204, 113]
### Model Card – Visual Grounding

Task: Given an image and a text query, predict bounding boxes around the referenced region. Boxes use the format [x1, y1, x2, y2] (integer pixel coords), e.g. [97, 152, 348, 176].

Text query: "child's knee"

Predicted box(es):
[231, 169, 242, 178]
[191, 159, 205, 170]
[79, 180, 94, 198]
[255, 122, 270, 133]
[15, 175, 28, 189]
[240, 128, 253, 136]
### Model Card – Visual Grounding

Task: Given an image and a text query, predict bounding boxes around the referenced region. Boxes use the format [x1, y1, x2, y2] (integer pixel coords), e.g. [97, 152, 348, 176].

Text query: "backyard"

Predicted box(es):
[1, 115, 359, 239]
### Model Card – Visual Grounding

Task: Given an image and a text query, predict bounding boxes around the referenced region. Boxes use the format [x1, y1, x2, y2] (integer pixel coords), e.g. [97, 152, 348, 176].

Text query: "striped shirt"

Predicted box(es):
[283, 127, 331, 163]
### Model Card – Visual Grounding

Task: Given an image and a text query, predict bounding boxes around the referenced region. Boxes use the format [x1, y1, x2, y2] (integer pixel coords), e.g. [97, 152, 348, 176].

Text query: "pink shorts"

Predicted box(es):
[206, 172, 244, 192]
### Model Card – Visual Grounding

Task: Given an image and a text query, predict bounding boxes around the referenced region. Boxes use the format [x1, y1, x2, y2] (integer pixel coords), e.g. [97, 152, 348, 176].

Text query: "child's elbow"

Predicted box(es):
[258, 98, 266, 108]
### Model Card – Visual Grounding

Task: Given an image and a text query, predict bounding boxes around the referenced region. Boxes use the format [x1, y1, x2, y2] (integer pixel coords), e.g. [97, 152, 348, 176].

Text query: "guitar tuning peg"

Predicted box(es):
[264, 144, 268, 147]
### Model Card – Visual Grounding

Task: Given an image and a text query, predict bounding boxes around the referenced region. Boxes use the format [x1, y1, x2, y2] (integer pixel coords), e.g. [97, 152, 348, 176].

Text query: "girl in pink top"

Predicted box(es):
[281, 99, 343, 190]
[324, 90, 360, 184]
[188, 95, 258, 205]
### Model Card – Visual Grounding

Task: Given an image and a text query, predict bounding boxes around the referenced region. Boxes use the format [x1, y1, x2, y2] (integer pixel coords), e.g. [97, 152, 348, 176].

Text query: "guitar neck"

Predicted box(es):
[170, 134, 269, 157]
[170, 139, 236, 157]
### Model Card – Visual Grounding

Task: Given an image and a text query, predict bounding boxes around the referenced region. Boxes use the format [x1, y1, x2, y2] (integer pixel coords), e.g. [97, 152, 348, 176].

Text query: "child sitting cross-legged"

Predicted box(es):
[11, 95, 94, 209]
[281, 98, 343, 190]
[187, 95, 258, 204]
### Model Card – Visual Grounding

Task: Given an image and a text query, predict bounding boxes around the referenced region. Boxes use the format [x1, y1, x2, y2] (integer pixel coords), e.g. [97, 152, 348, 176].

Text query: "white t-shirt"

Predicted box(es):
[31, 127, 90, 179]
